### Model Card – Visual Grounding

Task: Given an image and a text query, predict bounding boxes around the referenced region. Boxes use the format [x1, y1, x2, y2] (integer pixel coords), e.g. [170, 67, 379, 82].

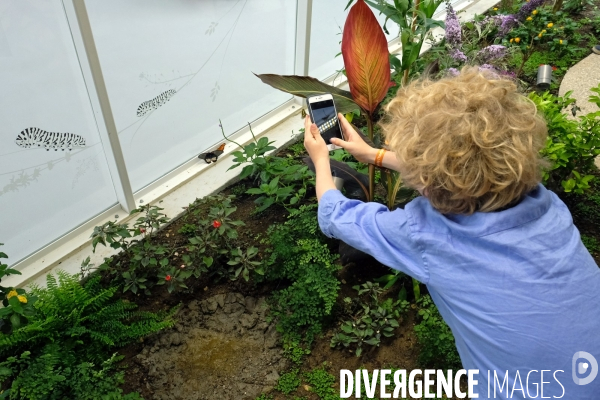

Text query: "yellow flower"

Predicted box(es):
[538, 33, 543, 38]
[17, 295, 27, 304]
[493, 7, 498, 10]
[547, 22, 554, 28]
[515, 37, 521, 43]
[526, 17, 533, 21]
[532, 10, 538, 14]
[559, 39, 563, 44]
[510, 38, 514, 43]
[6, 290, 17, 299]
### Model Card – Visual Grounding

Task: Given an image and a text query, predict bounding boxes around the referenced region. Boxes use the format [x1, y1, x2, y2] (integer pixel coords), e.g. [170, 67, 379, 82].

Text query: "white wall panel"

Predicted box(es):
[85, 0, 297, 192]
[0, 0, 118, 265]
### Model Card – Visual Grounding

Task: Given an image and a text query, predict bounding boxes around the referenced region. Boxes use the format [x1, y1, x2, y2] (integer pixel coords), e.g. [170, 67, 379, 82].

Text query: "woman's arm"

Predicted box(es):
[331, 114, 404, 173]
[303, 116, 336, 201]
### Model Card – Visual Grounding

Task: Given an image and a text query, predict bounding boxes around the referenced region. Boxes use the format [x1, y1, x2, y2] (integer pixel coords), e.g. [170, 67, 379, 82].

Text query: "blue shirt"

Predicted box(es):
[318, 185, 600, 399]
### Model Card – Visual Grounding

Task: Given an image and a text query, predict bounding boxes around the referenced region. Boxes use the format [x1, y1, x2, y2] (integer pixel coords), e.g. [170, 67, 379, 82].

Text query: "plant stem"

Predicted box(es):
[367, 116, 375, 202]
[516, 38, 535, 77]
[400, 0, 422, 86]
[219, 119, 244, 149]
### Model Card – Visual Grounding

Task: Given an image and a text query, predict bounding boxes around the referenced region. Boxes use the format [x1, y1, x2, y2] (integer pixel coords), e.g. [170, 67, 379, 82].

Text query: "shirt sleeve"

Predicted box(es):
[318, 189, 429, 283]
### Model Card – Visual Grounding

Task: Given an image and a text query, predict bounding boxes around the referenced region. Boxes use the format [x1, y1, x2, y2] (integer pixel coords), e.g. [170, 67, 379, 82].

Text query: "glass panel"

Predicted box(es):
[86, 0, 297, 192]
[0, 0, 118, 264]
[309, 1, 400, 80]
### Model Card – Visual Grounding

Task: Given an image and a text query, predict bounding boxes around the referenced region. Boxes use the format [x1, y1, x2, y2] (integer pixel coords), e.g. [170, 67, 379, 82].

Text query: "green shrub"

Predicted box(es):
[277, 369, 301, 394]
[225, 129, 314, 212]
[331, 282, 409, 357]
[305, 366, 338, 400]
[282, 334, 311, 365]
[0, 350, 143, 400]
[0, 245, 37, 334]
[0, 272, 172, 399]
[530, 88, 600, 195]
[264, 205, 340, 342]
[414, 295, 462, 370]
[91, 194, 261, 293]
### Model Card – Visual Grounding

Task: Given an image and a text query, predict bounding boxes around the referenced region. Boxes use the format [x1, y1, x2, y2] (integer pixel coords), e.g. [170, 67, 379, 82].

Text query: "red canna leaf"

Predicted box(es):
[342, 0, 391, 114]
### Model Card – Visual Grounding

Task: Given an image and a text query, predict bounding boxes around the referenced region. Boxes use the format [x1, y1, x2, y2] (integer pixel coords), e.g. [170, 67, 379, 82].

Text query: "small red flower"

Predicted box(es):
[165, 275, 172, 281]
[552, 66, 557, 71]
[212, 220, 221, 228]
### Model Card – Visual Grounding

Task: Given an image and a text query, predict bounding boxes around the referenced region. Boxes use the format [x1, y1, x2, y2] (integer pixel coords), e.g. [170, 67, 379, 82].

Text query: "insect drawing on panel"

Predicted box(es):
[136, 89, 177, 117]
[198, 143, 226, 164]
[15, 128, 86, 151]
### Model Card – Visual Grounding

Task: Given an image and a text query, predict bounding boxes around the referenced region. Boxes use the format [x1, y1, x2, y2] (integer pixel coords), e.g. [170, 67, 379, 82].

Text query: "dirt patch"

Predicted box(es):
[129, 292, 288, 400]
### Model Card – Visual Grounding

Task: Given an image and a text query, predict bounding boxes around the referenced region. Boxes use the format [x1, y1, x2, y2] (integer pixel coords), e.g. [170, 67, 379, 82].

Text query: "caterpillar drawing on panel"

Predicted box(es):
[15, 128, 86, 151]
[136, 89, 176, 117]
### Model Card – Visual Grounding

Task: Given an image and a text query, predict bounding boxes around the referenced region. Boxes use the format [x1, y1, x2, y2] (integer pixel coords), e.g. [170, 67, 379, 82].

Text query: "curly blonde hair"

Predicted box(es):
[380, 66, 549, 215]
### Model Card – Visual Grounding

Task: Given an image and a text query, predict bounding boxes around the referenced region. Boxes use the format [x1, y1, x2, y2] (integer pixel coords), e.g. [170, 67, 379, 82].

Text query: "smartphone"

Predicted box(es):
[307, 94, 344, 151]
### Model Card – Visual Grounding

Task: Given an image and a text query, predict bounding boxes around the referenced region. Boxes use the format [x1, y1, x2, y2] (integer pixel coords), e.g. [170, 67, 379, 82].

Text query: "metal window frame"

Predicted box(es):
[63, 0, 135, 213]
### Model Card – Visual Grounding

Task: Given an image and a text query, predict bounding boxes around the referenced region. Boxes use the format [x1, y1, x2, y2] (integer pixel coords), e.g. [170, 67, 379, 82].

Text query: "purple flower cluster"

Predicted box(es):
[450, 48, 468, 62]
[516, 0, 546, 21]
[445, 4, 462, 47]
[497, 0, 547, 37]
[476, 45, 507, 63]
[446, 68, 460, 77]
[481, 15, 503, 27]
[498, 14, 519, 36]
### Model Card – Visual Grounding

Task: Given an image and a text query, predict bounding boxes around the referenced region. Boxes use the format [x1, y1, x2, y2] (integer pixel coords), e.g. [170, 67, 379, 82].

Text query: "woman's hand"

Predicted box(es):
[303, 115, 330, 166]
[331, 113, 377, 164]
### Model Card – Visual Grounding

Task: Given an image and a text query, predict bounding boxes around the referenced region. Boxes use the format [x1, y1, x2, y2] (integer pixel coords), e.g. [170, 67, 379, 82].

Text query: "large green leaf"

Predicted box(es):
[254, 73, 360, 114]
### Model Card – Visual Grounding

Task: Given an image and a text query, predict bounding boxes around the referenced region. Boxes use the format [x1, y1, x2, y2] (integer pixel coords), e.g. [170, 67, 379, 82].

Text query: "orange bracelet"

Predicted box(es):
[374, 148, 387, 167]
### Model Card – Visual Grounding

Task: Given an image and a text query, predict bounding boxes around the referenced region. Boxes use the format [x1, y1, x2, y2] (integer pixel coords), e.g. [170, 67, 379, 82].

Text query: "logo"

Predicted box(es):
[572, 351, 598, 385]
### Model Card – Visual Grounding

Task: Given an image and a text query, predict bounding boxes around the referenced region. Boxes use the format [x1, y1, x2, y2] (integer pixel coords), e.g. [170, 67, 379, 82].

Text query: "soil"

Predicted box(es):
[126, 292, 288, 400]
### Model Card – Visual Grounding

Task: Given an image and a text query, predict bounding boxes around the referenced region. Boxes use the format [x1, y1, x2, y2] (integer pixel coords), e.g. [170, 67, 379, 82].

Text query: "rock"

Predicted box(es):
[206, 298, 219, 313]
[225, 292, 237, 304]
[244, 297, 256, 313]
[170, 332, 182, 346]
[188, 300, 199, 311]
[240, 313, 258, 329]
[235, 293, 245, 304]
[254, 298, 267, 314]
[223, 302, 245, 315]
[256, 321, 269, 332]
[264, 325, 279, 349]
[160, 334, 172, 347]
[215, 293, 226, 308]
[264, 371, 280, 384]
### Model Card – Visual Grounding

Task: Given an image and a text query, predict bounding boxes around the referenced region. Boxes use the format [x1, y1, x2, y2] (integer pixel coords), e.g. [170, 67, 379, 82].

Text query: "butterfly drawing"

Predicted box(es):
[198, 143, 226, 163]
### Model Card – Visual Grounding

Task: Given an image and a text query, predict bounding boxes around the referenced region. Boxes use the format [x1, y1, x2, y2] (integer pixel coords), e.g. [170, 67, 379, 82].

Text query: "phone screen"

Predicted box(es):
[308, 99, 343, 148]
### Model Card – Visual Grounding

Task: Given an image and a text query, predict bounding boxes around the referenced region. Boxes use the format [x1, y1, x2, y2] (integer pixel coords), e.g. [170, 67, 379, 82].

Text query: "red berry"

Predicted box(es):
[212, 220, 221, 228]
[165, 275, 172, 281]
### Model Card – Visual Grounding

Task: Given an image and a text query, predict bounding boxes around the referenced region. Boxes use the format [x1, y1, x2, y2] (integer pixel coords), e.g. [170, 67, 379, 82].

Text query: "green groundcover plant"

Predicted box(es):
[0, 271, 173, 399]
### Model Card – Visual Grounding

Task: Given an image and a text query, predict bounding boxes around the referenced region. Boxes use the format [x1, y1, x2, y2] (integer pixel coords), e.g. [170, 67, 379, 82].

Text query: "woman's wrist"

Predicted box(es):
[367, 147, 379, 164]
